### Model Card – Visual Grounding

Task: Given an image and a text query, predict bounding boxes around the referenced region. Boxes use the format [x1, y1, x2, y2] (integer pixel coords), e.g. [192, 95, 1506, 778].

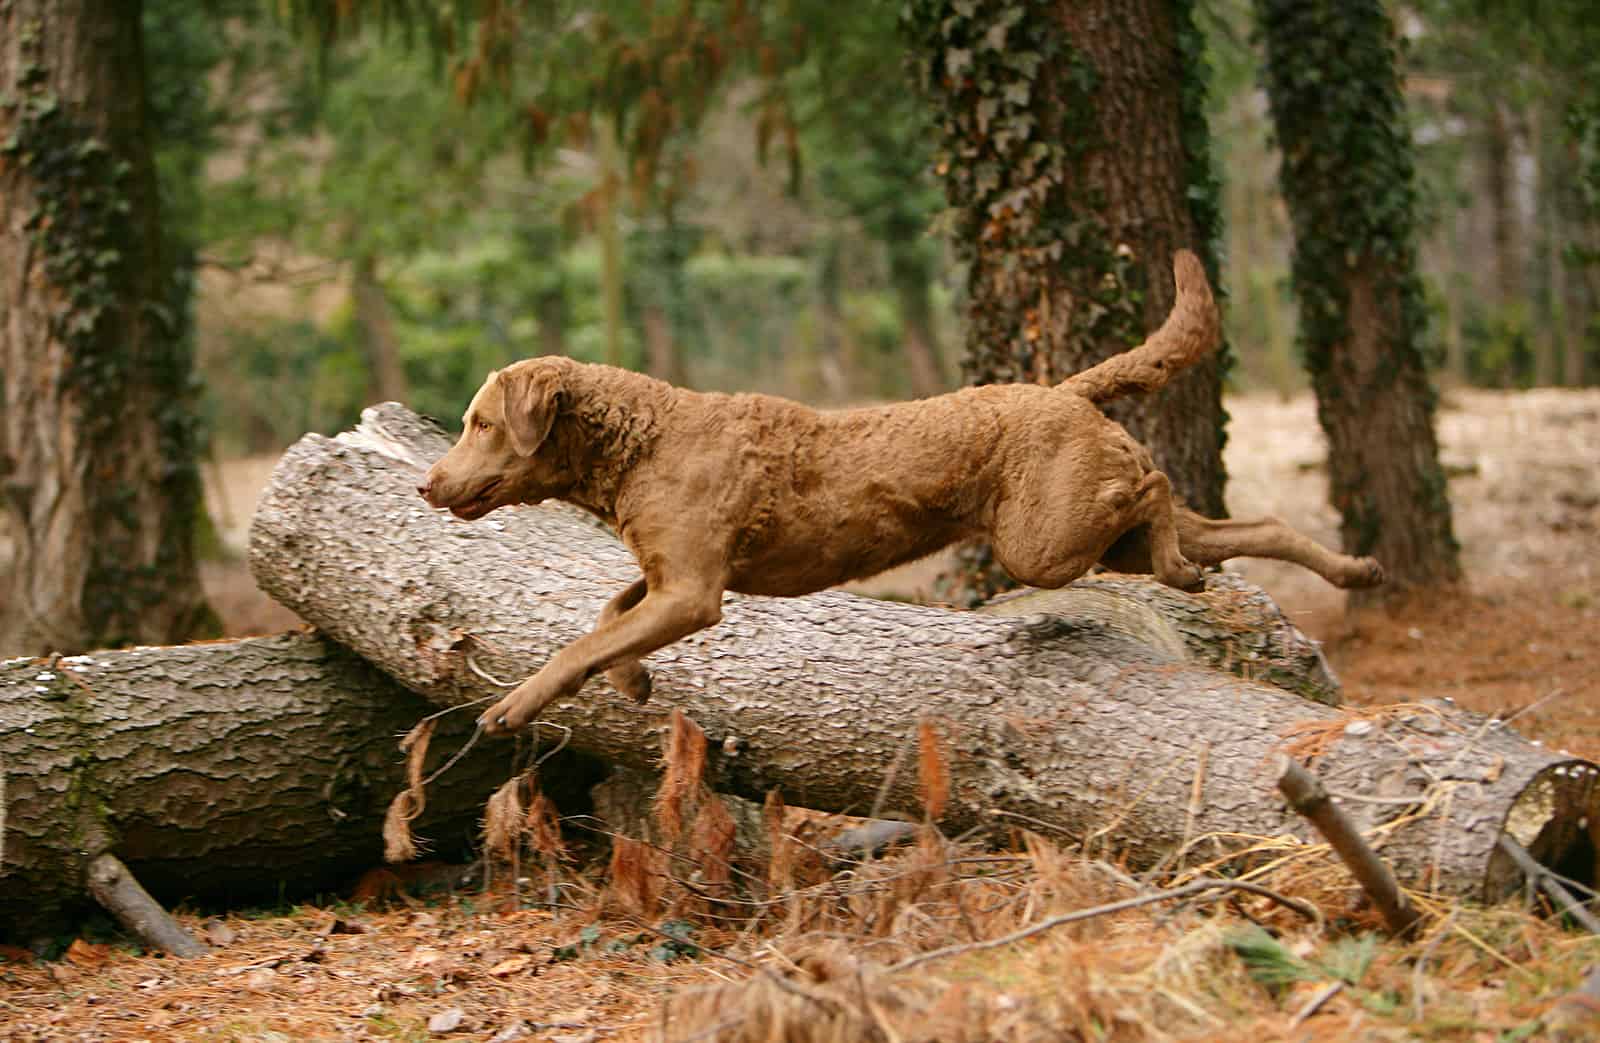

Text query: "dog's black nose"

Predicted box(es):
[417, 479, 432, 499]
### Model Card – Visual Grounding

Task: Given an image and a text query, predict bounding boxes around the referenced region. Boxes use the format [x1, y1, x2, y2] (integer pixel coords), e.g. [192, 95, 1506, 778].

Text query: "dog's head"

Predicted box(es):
[418, 358, 570, 519]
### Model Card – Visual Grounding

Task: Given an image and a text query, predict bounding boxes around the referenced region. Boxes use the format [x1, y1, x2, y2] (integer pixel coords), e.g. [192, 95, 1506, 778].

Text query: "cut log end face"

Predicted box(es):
[1489, 759, 1600, 902]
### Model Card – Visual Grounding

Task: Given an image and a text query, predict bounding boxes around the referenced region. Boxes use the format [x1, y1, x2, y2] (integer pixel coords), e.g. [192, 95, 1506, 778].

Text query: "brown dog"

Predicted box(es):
[419, 251, 1383, 733]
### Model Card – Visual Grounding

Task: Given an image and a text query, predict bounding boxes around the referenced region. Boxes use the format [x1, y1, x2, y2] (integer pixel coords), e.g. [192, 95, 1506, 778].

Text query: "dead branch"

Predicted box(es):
[1276, 756, 1421, 936]
[85, 855, 207, 958]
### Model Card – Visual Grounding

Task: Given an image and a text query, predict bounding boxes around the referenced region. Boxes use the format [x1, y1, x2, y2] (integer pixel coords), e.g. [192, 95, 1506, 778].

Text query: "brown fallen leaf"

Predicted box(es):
[488, 954, 533, 977]
[404, 947, 445, 970]
[65, 939, 112, 967]
[0, 944, 35, 964]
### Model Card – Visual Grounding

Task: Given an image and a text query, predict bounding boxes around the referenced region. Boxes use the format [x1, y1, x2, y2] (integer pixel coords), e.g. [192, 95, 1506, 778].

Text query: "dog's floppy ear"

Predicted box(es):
[498, 365, 563, 456]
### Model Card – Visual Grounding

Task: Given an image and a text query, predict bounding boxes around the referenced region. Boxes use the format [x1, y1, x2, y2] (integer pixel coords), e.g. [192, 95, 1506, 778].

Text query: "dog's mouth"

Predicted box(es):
[449, 478, 504, 520]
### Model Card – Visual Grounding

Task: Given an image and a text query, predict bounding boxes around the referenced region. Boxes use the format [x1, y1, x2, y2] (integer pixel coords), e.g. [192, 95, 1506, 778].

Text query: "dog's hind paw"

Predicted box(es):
[1342, 556, 1387, 588]
[1158, 558, 1207, 594]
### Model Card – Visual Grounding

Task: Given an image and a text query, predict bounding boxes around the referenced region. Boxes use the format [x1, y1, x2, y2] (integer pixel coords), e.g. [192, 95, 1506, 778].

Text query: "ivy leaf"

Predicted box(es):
[976, 96, 998, 134]
[945, 47, 973, 78]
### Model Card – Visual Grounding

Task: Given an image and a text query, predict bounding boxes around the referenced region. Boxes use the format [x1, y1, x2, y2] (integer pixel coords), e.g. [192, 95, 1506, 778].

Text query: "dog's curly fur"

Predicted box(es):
[420, 251, 1384, 732]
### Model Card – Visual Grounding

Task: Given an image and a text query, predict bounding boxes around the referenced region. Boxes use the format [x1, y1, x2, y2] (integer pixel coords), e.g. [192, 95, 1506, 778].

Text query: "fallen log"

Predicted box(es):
[249, 404, 1600, 900]
[0, 633, 517, 942]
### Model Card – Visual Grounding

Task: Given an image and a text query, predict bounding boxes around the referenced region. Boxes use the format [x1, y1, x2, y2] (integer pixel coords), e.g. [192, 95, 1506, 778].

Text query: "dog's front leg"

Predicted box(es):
[595, 578, 653, 703]
[480, 580, 725, 734]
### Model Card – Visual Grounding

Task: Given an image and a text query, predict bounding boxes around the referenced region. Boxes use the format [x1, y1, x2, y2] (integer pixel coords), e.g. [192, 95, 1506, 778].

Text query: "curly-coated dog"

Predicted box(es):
[418, 251, 1384, 732]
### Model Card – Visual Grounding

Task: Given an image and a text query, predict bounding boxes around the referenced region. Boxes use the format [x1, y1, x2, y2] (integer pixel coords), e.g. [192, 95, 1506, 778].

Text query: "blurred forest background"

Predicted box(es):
[158, 0, 1597, 456]
[5, 0, 1600, 659]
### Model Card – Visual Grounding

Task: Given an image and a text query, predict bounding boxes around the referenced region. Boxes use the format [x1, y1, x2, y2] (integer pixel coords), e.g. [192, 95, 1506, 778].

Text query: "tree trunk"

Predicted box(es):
[0, 633, 517, 942]
[815, 234, 851, 400]
[0, 0, 214, 656]
[905, 0, 1227, 516]
[642, 307, 688, 388]
[248, 404, 1600, 900]
[888, 240, 949, 399]
[351, 252, 410, 404]
[596, 120, 626, 371]
[1255, 0, 1462, 598]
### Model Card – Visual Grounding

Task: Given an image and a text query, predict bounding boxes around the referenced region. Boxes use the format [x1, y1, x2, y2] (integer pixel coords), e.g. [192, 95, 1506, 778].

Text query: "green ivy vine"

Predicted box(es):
[1253, 0, 1456, 559]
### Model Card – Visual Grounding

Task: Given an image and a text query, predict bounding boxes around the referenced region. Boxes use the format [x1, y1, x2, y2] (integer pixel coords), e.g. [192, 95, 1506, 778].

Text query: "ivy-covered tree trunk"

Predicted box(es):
[1255, 0, 1462, 597]
[0, 0, 215, 655]
[904, 0, 1227, 516]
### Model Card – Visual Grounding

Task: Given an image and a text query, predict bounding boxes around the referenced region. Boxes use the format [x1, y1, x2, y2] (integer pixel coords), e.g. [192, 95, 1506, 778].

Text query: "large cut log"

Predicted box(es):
[250, 404, 1600, 900]
[0, 634, 514, 942]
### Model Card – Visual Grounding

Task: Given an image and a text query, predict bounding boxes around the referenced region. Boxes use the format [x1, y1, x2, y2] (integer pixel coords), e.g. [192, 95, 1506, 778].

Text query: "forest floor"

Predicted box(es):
[5, 387, 1598, 1041]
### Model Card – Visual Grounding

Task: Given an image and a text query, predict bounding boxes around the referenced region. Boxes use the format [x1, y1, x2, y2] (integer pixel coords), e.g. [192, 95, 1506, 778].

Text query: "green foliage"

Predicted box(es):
[903, 0, 1115, 385]
[1227, 925, 1378, 990]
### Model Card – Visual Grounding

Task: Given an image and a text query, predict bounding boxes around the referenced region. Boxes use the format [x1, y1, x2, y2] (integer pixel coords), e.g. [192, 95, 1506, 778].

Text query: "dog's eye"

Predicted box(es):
[475, 419, 492, 433]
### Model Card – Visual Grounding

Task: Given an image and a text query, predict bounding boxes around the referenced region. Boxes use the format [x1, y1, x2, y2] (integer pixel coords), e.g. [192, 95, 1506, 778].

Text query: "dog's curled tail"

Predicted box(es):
[1060, 249, 1220, 405]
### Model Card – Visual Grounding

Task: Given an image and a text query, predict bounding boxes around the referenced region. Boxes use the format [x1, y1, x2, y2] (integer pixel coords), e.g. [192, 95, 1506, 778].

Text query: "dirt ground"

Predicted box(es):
[9, 387, 1592, 1041]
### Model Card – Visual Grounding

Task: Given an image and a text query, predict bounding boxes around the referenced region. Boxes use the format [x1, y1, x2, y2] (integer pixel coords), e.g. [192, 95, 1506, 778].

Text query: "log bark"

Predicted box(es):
[0, 633, 514, 942]
[250, 404, 1600, 900]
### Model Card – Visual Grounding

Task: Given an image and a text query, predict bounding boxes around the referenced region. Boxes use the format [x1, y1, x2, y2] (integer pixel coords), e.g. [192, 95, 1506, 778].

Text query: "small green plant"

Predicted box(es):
[648, 919, 701, 964]
[1226, 925, 1377, 992]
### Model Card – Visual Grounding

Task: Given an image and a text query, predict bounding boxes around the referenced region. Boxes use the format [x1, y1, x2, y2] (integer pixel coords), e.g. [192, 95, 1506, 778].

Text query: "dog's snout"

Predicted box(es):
[417, 477, 433, 500]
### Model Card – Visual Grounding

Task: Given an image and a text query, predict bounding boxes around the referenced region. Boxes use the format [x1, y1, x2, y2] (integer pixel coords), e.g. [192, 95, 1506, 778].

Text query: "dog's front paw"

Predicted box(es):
[479, 675, 563, 734]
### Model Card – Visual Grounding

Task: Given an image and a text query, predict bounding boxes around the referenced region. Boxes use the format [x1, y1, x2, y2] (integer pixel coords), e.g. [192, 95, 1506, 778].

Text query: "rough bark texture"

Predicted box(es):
[0, 0, 214, 655]
[0, 633, 511, 941]
[978, 576, 1340, 706]
[1255, 0, 1462, 598]
[249, 405, 1600, 899]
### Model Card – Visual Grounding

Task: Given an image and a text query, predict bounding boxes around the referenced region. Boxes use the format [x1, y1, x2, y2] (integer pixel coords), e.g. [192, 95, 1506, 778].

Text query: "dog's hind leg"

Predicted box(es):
[1124, 471, 1205, 592]
[1175, 510, 1386, 589]
[994, 468, 1202, 593]
[597, 578, 652, 702]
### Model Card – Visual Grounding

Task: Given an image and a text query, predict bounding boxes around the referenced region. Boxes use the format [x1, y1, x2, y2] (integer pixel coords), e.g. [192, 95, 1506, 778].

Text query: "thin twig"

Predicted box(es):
[868, 724, 917, 823]
[887, 878, 1320, 974]
[466, 653, 521, 689]
[1277, 756, 1421, 936]
[533, 721, 573, 768]
[421, 723, 484, 787]
[1497, 834, 1600, 934]
[1412, 908, 1459, 1022]
[1289, 980, 1344, 1028]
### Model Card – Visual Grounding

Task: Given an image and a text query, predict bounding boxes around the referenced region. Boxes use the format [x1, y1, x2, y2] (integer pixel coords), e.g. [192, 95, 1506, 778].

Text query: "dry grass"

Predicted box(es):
[5, 810, 1598, 1042]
